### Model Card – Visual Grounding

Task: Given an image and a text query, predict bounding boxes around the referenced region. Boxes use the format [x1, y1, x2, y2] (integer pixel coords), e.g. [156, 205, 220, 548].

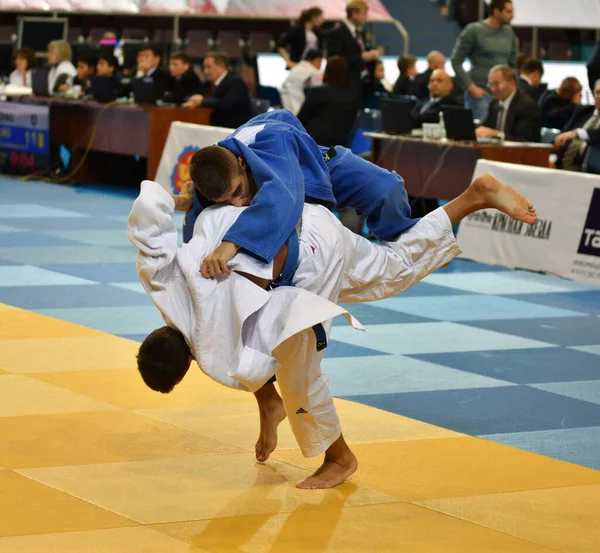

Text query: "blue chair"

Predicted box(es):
[348, 108, 382, 155]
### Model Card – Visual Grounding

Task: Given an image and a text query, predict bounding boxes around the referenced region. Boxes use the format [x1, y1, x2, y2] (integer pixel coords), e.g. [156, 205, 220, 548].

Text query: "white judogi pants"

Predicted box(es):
[270, 205, 461, 457]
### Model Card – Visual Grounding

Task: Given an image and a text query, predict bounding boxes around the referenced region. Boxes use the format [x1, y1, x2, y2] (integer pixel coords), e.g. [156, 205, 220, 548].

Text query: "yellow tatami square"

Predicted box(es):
[419, 484, 600, 553]
[0, 307, 104, 340]
[0, 471, 136, 538]
[0, 526, 208, 553]
[30, 366, 256, 410]
[16, 455, 395, 525]
[0, 336, 139, 373]
[0, 374, 116, 416]
[0, 410, 242, 469]
[152, 501, 560, 553]
[272, 437, 600, 502]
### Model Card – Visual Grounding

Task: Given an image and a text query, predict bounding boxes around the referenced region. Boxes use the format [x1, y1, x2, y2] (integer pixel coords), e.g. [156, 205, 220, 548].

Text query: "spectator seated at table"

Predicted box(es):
[476, 65, 541, 143]
[410, 50, 446, 99]
[73, 55, 97, 96]
[134, 45, 171, 99]
[93, 54, 125, 99]
[553, 79, 600, 172]
[411, 69, 460, 128]
[47, 40, 77, 95]
[540, 77, 582, 130]
[393, 55, 417, 96]
[518, 58, 544, 102]
[183, 51, 251, 129]
[10, 48, 36, 88]
[371, 59, 393, 95]
[163, 51, 202, 105]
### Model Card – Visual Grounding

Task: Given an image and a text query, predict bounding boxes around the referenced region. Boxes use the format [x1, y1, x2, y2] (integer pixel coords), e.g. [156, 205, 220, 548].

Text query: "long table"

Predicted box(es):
[21, 98, 211, 183]
[367, 133, 553, 200]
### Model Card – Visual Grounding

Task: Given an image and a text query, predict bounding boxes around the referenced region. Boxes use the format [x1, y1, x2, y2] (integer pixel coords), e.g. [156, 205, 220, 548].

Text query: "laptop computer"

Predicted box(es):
[89, 75, 119, 103]
[442, 106, 477, 141]
[31, 67, 50, 97]
[132, 77, 157, 106]
[380, 97, 413, 135]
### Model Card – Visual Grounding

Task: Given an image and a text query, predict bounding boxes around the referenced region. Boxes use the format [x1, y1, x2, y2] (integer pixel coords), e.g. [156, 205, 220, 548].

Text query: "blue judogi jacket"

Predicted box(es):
[183, 110, 417, 261]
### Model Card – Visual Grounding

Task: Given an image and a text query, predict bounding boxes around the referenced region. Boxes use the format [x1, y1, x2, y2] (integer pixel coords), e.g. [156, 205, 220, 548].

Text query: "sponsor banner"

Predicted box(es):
[457, 159, 600, 284]
[155, 122, 233, 194]
[0, 102, 50, 174]
[0, 0, 392, 19]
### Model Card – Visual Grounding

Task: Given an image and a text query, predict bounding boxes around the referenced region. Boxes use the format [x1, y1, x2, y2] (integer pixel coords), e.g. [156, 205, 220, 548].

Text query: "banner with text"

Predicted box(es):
[155, 122, 234, 194]
[0, 101, 49, 175]
[457, 160, 600, 284]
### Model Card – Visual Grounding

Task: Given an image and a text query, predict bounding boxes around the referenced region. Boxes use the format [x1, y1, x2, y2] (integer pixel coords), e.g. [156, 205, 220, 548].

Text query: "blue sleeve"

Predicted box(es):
[222, 135, 304, 263]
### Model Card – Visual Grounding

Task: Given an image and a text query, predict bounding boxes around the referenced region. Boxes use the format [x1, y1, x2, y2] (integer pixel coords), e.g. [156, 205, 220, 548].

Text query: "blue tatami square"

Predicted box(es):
[507, 290, 600, 316]
[0, 265, 96, 287]
[323, 354, 513, 396]
[40, 263, 140, 283]
[463, 316, 600, 347]
[0, 284, 152, 310]
[6, 216, 123, 232]
[372, 294, 587, 322]
[0, 231, 83, 248]
[331, 303, 435, 326]
[324, 340, 390, 359]
[409, 347, 600, 384]
[530, 380, 600, 406]
[342, 385, 600, 435]
[0, 246, 136, 265]
[0, 205, 86, 219]
[329, 321, 553, 355]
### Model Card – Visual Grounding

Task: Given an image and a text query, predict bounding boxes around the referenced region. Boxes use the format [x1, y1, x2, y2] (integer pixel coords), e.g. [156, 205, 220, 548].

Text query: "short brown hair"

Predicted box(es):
[522, 58, 544, 75]
[397, 55, 416, 75]
[346, 0, 368, 18]
[558, 77, 582, 101]
[490, 0, 512, 14]
[204, 51, 229, 68]
[299, 7, 323, 25]
[324, 56, 350, 88]
[170, 51, 192, 65]
[489, 64, 516, 82]
[16, 48, 37, 70]
[189, 145, 238, 201]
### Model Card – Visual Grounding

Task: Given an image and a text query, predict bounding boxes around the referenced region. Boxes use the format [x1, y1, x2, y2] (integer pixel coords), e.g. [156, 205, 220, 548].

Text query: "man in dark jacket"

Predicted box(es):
[411, 50, 446, 99]
[518, 58, 544, 102]
[411, 69, 460, 128]
[184, 51, 251, 129]
[554, 79, 600, 171]
[476, 65, 541, 142]
[163, 51, 201, 105]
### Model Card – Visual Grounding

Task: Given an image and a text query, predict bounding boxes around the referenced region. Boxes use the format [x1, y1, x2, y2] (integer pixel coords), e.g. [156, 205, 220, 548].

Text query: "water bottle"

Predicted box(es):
[439, 111, 447, 140]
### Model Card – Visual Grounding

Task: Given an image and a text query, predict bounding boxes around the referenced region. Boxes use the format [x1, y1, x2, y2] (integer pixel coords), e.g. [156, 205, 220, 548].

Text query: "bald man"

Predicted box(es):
[412, 50, 447, 99]
[411, 69, 460, 128]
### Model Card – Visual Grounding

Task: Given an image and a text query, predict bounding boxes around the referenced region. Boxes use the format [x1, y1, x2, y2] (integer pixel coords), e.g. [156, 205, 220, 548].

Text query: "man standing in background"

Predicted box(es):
[450, 0, 517, 122]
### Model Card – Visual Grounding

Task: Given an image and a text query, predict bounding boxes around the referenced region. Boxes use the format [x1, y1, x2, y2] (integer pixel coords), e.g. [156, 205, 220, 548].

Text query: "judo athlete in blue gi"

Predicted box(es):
[181, 110, 418, 278]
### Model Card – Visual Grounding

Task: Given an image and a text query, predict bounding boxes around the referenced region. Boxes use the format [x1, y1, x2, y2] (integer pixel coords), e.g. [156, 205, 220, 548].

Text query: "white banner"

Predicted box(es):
[512, 0, 600, 29]
[155, 121, 233, 194]
[457, 160, 600, 284]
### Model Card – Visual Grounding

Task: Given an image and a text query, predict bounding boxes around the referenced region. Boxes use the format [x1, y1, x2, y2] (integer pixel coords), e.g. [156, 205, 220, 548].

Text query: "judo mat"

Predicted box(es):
[0, 177, 599, 552]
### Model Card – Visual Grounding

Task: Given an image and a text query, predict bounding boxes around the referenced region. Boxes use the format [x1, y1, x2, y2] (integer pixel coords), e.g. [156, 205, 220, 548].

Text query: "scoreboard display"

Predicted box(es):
[0, 102, 50, 174]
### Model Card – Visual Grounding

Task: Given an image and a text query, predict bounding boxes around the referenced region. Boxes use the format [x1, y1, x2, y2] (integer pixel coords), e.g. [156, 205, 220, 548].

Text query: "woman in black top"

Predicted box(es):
[277, 7, 324, 69]
[540, 77, 582, 130]
[297, 56, 360, 147]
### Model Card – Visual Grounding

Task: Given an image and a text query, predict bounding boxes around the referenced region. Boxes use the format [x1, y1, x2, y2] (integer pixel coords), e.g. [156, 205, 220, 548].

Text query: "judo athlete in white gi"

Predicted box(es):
[128, 174, 537, 489]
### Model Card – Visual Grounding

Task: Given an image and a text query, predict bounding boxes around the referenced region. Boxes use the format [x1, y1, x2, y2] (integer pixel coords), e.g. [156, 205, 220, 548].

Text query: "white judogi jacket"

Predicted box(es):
[127, 180, 362, 393]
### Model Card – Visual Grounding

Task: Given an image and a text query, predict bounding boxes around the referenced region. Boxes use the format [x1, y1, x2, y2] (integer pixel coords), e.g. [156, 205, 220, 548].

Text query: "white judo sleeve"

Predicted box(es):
[274, 204, 462, 458]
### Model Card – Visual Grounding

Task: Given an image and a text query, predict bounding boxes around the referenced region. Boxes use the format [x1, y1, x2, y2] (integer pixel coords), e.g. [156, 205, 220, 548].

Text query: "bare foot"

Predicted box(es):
[297, 451, 358, 490]
[473, 174, 537, 225]
[255, 394, 286, 462]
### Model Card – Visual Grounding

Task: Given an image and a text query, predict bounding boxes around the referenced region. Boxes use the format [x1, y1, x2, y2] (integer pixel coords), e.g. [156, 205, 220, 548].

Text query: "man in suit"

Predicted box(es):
[325, 0, 383, 101]
[184, 51, 251, 129]
[411, 69, 460, 128]
[410, 50, 446, 99]
[518, 58, 544, 102]
[587, 40, 600, 91]
[135, 45, 170, 99]
[476, 65, 541, 142]
[554, 79, 600, 171]
[163, 51, 201, 105]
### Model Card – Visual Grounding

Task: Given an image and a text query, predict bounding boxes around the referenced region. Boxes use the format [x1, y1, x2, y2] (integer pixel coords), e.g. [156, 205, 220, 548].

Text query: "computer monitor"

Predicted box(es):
[17, 17, 68, 54]
[442, 106, 477, 141]
[380, 97, 413, 135]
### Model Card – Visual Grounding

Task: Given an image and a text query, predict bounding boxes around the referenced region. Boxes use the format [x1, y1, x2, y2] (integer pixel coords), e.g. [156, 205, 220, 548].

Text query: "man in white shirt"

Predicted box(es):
[128, 173, 537, 490]
[280, 49, 323, 115]
[476, 65, 541, 142]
